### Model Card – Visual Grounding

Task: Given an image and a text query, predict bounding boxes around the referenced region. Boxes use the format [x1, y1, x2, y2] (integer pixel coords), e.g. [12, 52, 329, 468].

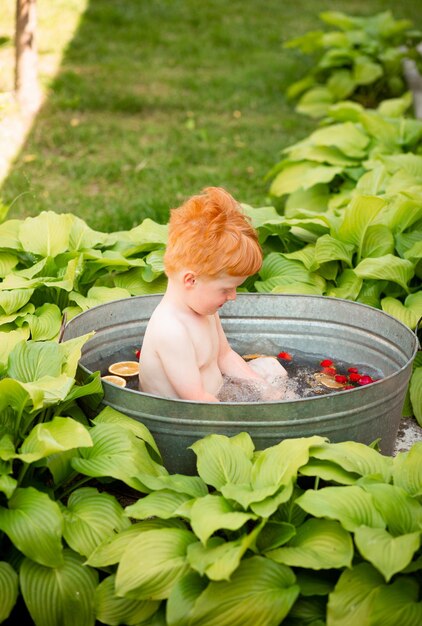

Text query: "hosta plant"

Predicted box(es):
[284, 10, 422, 117]
[0, 333, 168, 624]
[70, 432, 422, 625]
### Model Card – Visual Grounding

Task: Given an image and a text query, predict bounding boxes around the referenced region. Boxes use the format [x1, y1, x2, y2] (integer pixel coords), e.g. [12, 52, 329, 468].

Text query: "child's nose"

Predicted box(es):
[226, 289, 237, 301]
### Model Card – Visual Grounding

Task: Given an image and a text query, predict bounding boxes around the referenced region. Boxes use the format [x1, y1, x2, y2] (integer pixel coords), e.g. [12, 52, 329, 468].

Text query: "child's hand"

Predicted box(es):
[248, 356, 288, 384]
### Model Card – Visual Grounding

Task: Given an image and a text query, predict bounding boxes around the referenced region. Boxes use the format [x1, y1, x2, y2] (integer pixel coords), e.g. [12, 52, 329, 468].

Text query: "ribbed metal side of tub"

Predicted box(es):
[63, 294, 418, 474]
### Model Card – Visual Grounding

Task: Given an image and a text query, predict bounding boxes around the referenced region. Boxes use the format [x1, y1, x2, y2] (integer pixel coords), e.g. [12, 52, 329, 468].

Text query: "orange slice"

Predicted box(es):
[108, 361, 139, 377]
[102, 375, 127, 387]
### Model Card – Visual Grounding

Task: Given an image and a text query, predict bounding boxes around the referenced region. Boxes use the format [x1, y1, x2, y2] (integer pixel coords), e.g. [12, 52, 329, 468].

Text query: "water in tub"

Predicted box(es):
[98, 345, 383, 402]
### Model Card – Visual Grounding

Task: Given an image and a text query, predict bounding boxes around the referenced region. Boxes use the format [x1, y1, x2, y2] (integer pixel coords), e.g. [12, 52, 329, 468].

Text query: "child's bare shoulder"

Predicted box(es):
[147, 304, 191, 342]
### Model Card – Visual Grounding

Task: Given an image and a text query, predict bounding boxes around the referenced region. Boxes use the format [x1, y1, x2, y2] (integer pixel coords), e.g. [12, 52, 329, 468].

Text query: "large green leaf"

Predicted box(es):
[0, 561, 18, 622]
[327, 562, 386, 626]
[184, 556, 299, 626]
[354, 255, 414, 291]
[95, 574, 161, 626]
[7, 340, 62, 381]
[114, 268, 168, 295]
[0, 487, 63, 567]
[57, 333, 95, 379]
[0, 219, 21, 250]
[292, 122, 369, 158]
[71, 422, 166, 492]
[258, 253, 316, 284]
[125, 490, 193, 521]
[18, 417, 92, 463]
[353, 56, 383, 85]
[166, 571, 208, 626]
[0, 378, 36, 433]
[314, 234, 355, 266]
[393, 443, 422, 496]
[190, 434, 253, 490]
[337, 195, 387, 250]
[190, 495, 257, 544]
[285, 143, 358, 167]
[86, 520, 184, 568]
[132, 472, 208, 499]
[251, 436, 326, 492]
[27, 303, 62, 341]
[20, 549, 98, 626]
[0, 328, 29, 368]
[92, 406, 161, 461]
[270, 162, 342, 197]
[296, 485, 385, 531]
[70, 286, 132, 311]
[308, 441, 393, 482]
[0, 302, 34, 328]
[0, 474, 17, 499]
[385, 194, 422, 234]
[115, 528, 196, 600]
[410, 368, 422, 426]
[267, 518, 353, 570]
[369, 576, 422, 625]
[299, 458, 360, 485]
[358, 480, 422, 535]
[381, 296, 421, 329]
[0, 288, 34, 315]
[18, 212, 74, 257]
[361, 225, 395, 258]
[354, 525, 420, 581]
[113, 218, 168, 252]
[61, 487, 130, 558]
[326, 269, 362, 300]
[22, 374, 75, 409]
[67, 214, 110, 251]
[186, 525, 262, 582]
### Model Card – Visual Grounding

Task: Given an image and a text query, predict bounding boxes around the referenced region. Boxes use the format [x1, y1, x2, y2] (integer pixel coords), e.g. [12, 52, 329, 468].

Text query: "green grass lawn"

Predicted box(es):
[1, 0, 422, 231]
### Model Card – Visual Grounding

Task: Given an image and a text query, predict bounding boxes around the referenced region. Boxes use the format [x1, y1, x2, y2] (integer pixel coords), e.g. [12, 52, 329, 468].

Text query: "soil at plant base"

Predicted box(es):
[394, 416, 422, 455]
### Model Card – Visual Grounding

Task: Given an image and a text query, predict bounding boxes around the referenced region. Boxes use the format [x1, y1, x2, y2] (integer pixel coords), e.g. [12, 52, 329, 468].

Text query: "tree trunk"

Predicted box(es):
[15, 0, 42, 113]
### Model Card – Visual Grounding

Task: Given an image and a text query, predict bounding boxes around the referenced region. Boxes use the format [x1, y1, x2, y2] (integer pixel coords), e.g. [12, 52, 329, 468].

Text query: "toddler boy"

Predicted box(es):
[138, 187, 287, 402]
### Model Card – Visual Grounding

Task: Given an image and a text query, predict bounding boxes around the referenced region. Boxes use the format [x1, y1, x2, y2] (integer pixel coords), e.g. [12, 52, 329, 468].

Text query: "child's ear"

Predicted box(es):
[183, 271, 197, 288]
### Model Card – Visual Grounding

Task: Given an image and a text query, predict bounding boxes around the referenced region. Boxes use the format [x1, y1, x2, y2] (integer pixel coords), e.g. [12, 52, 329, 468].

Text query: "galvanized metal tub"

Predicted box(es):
[63, 294, 418, 474]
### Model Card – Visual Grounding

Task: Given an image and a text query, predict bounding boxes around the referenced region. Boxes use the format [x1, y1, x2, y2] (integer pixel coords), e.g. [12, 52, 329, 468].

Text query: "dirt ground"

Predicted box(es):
[394, 416, 422, 454]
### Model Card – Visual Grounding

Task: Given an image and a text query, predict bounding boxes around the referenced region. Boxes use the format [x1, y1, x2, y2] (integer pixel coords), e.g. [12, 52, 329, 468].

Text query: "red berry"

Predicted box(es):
[349, 373, 361, 383]
[323, 367, 337, 376]
[320, 359, 333, 367]
[278, 351, 292, 361]
[135, 349, 141, 360]
[335, 374, 347, 384]
[344, 385, 355, 390]
[358, 375, 373, 386]
[348, 367, 359, 374]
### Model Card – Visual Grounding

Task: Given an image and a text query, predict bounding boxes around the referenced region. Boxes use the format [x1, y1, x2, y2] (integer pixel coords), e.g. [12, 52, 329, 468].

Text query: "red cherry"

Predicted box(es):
[335, 374, 347, 384]
[348, 367, 359, 374]
[349, 373, 361, 383]
[320, 359, 333, 367]
[358, 375, 373, 386]
[323, 367, 337, 376]
[278, 351, 292, 361]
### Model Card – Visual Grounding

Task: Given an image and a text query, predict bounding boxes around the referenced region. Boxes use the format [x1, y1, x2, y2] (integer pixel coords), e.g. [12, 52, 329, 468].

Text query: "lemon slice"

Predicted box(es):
[102, 375, 127, 387]
[108, 361, 139, 377]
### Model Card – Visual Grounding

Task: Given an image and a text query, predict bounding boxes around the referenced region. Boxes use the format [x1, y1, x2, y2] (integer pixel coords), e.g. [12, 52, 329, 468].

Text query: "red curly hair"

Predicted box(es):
[164, 187, 262, 278]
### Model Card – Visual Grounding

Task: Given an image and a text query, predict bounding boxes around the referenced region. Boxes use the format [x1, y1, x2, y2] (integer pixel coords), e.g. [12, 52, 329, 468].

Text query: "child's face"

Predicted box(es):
[190, 273, 248, 315]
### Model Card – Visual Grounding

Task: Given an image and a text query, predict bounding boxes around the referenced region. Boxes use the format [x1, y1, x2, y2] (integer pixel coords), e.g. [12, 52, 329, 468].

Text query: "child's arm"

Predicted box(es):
[156, 325, 219, 402]
[215, 315, 264, 380]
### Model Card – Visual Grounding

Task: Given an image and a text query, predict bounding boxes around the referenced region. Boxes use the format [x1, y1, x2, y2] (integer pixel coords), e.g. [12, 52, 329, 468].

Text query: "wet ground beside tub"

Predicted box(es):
[394, 417, 422, 454]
